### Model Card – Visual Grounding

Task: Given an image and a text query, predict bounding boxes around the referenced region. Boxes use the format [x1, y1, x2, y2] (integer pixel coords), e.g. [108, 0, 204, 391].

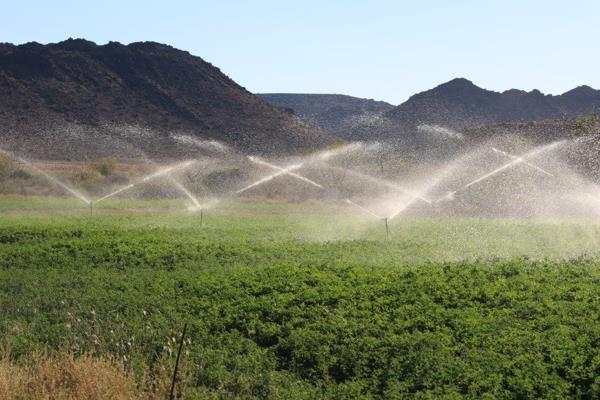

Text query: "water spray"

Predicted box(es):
[464, 141, 563, 190]
[171, 135, 231, 154]
[187, 199, 219, 227]
[491, 147, 554, 177]
[236, 156, 325, 195]
[310, 142, 367, 162]
[345, 199, 390, 240]
[328, 166, 432, 205]
[137, 152, 208, 216]
[140, 160, 196, 183]
[247, 156, 323, 189]
[388, 203, 409, 221]
[0, 148, 91, 206]
[171, 180, 209, 226]
[172, 181, 201, 209]
[437, 140, 565, 202]
[95, 160, 197, 204]
[95, 184, 135, 203]
[236, 163, 304, 194]
[235, 143, 367, 195]
[345, 198, 382, 218]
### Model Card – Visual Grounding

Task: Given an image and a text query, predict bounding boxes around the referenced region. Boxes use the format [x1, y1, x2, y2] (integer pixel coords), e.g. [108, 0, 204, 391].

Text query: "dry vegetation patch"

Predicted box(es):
[0, 353, 171, 400]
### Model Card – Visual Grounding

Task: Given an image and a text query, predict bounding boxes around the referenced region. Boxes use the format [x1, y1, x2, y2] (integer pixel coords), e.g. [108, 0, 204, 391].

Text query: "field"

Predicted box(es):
[1, 196, 599, 399]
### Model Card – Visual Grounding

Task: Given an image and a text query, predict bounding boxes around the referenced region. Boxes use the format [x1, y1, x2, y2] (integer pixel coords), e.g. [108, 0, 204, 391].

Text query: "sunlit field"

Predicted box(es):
[4, 2, 600, 398]
[1, 196, 599, 398]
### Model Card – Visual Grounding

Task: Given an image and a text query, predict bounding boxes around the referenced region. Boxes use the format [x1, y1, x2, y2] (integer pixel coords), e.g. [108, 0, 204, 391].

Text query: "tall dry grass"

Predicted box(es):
[0, 353, 172, 400]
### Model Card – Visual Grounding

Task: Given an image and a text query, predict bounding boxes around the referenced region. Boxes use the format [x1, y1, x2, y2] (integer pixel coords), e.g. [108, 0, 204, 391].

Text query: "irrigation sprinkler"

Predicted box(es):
[89, 201, 94, 216]
[345, 199, 390, 240]
[187, 199, 219, 227]
[171, 180, 204, 214]
[187, 205, 205, 226]
[384, 217, 389, 240]
[329, 167, 432, 222]
[126, 148, 207, 215]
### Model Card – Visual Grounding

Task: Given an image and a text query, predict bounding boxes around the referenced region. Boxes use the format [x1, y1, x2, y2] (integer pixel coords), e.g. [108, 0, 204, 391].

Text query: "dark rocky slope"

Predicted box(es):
[0, 39, 336, 159]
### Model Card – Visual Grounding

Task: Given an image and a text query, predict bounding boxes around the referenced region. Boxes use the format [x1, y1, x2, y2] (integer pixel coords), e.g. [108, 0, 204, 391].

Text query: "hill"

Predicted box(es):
[0, 39, 336, 160]
[380, 78, 600, 138]
[314, 79, 600, 141]
[258, 93, 394, 138]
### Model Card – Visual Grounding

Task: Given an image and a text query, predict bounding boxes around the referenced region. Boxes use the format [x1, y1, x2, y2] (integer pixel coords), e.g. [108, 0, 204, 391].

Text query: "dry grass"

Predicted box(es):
[0, 353, 171, 400]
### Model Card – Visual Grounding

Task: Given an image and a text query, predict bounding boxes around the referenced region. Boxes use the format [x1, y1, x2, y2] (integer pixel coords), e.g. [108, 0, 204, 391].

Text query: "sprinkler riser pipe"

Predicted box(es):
[384, 218, 389, 241]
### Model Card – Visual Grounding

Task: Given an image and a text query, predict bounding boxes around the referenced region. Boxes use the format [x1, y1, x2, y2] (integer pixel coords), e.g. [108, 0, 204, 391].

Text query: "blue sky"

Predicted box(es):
[2, 0, 598, 104]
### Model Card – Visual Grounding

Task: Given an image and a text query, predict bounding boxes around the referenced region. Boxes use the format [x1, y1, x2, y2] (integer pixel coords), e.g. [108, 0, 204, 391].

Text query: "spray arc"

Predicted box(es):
[0, 148, 91, 206]
[437, 141, 564, 203]
[94, 160, 198, 210]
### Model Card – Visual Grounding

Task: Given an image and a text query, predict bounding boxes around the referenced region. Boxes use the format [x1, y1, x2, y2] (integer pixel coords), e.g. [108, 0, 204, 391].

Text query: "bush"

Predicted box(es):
[93, 158, 117, 177]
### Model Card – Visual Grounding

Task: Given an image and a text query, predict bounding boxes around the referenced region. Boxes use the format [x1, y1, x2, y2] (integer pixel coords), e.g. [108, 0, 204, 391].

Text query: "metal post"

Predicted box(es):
[169, 323, 188, 400]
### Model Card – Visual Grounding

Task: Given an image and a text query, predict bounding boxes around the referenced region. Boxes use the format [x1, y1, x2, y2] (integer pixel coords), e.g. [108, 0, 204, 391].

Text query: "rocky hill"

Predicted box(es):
[257, 93, 394, 138]
[304, 78, 600, 142]
[0, 39, 336, 160]
[387, 78, 600, 130]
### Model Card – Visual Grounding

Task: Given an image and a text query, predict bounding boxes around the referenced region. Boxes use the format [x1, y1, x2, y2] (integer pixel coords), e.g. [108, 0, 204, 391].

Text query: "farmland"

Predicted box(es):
[1, 198, 600, 398]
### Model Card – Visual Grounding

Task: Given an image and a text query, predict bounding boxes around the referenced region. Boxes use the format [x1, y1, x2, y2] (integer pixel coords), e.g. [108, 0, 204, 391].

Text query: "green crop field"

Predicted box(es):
[1, 196, 599, 399]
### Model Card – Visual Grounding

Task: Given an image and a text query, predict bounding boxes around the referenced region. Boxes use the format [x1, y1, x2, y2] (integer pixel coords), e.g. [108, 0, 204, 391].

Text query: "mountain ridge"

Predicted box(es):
[259, 79, 600, 141]
[0, 38, 336, 159]
[383, 78, 600, 134]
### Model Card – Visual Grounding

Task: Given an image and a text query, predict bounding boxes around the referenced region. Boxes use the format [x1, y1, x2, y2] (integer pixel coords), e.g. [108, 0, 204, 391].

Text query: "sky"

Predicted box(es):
[2, 0, 599, 104]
